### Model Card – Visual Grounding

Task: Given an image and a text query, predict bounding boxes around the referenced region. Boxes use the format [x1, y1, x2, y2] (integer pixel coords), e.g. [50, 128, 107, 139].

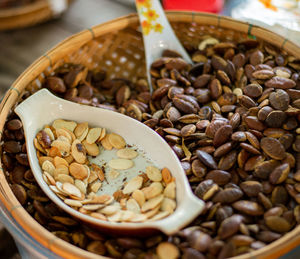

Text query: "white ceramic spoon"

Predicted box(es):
[15, 89, 204, 236]
[136, 0, 193, 92]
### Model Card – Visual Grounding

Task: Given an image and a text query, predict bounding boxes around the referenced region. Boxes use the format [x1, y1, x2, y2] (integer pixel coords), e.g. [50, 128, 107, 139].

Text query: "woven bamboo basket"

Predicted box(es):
[0, 0, 72, 31]
[0, 12, 300, 259]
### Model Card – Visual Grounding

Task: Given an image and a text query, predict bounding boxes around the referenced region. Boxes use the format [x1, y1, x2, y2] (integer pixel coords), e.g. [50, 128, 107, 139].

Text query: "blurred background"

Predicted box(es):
[0, 0, 300, 258]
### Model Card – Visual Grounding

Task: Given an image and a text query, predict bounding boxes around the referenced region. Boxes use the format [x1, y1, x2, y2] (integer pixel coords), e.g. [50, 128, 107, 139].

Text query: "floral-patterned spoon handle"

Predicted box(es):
[136, 0, 193, 92]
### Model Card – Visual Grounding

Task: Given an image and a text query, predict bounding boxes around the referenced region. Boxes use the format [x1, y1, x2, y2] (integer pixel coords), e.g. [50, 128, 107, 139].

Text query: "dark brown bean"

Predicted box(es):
[196, 150, 217, 170]
[213, 125, 232, 147]
[265, 110, 287, 128]
[269, 90, 290, 111]
[260, 137, 286, 160]
[205, 170, 231, 186]
[243, 84, 263, 98]
[269, 163, 290, 185]
[265, 76, 296, 89]
[240, 181, 263, 197]
[232, 200, 264, 216]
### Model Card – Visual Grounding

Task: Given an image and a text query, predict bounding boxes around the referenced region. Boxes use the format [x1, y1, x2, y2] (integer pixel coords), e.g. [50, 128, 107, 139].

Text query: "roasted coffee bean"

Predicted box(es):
[195, 89, 211, 104]
[239, 95, 256, 108]
[252, 70, 274, 80]
[213, 125, 232, 147]
[265, 216, 291, 233]
[243, 84, 263, 98]
[260, 137, 286, 160]
[269, 90, 290, 111]
[218, 150, 237, 170]
[191, 160, 207, 178]
[166, 106, 181, 122]
[216, 70, 231, 86]
[256, 231, 281, 243]
[245, 116, 265, 131]
[194, 180, 218, 201]
[258, 106, 274, 121]
[46, 76, 66, 93]
[209, 78, 222, 99]
[250, 50, 264, 66]
[214, 142, 234, 158]
[194, 74, 211, 88]
[240, 181, 263, 197]
[173, 95, 199, 114]
[244, 155, 264, 171]
[218, 215, 244, 239]
[196, 150, 217, 169]
[187, 231, 212, 252]
[205, 170, 231, 186]
[240, 143, 261, 155]
[211, 55, 227, 72]
[265, 76, 296, 89]
[6, 119, 22, 131]
[265, 110, 287, 128]
[269, 163, 290, 185]
[233, 200, 264, 216]
[212, 187, 243, 204]
[3, 141, 22, 153]
[11, 184, 27, 205]
[271, 186, 288, 205]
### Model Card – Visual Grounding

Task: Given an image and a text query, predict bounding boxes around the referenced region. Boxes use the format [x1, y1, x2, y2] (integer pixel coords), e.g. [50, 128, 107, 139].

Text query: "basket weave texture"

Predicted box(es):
[0, 12, 300, 259]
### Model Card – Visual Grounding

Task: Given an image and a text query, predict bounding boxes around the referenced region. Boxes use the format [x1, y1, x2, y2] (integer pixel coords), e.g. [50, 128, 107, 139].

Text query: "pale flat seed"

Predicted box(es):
[71, 139, 86, 164]
[51, 139, 71, 155]
[146, 166, 162, 182]
[86, 128, 102, 144]
[116, 148, 138, 159]
[108, 159, 134, 170]
[161, 198, 176, 213]
[75, 179, 87, 194]
[90, 181, 102, 193]
[42, 160, 55, 176]
[141, 195, 164, 212]
[163, 182, 176, 199]
[132, 190, 146, 207]
[54, 156, 69, 167]
[82, 140, 100, 156]
[42, 173, 50, 185]
[90, 212, 107, 221]
[74, 122, 89, 138]
[107, 211, 123, 222]
[52, 119, 77, 132]
[82, 204, 105, 211]
[57, 174, 74, 184]
[101, 135, 113, 150]
[121, 210, 135, 222]
[144, 205, 160, 218]
[88, 170, 98, 184]
[43, 171, 56, 185]
[148, 211, 170, 222]
[99, 205, 119, 215]
[43, 127, 55, 141]
[56, 182, 70, 196]
[104, 196, 115, 205]
[64, 199, 83, 207]
[126, 198, 141, 213]
[78, 127, 89, 142]
[108, 133, 126, 149]
[130, 213, 148, 222]
[62, 182, 82, 198]
[57, 193, 67, 200]
[56, 128, 72, 143]
[143, 182, 163, 200]
[123, 176, 143, 194]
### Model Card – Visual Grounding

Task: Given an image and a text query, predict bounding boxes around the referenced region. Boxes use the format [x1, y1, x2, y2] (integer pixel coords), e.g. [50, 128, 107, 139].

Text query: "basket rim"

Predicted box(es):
[0, 0, 48, 17]
[0, 11, 299, 259]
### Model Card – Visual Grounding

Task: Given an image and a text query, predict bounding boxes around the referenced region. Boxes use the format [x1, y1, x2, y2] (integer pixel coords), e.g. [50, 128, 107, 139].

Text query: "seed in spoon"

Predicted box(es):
[123, 176, 143, 194]
[116, 148, 138, 159]
[108, 133, 126, 149]
[108, 159, 134, 170]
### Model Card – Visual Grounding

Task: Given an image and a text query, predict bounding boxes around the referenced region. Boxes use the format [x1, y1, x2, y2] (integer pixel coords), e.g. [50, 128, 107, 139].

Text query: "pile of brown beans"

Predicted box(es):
[2, 36, 300, 258]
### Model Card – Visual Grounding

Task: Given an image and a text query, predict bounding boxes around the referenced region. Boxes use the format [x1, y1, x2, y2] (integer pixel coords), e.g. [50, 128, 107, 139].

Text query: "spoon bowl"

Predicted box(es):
[15, 89, 204, 236]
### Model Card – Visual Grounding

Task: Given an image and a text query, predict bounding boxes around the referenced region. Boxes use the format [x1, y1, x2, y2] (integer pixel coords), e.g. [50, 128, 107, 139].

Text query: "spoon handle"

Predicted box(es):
[136, 0, 192, 91]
